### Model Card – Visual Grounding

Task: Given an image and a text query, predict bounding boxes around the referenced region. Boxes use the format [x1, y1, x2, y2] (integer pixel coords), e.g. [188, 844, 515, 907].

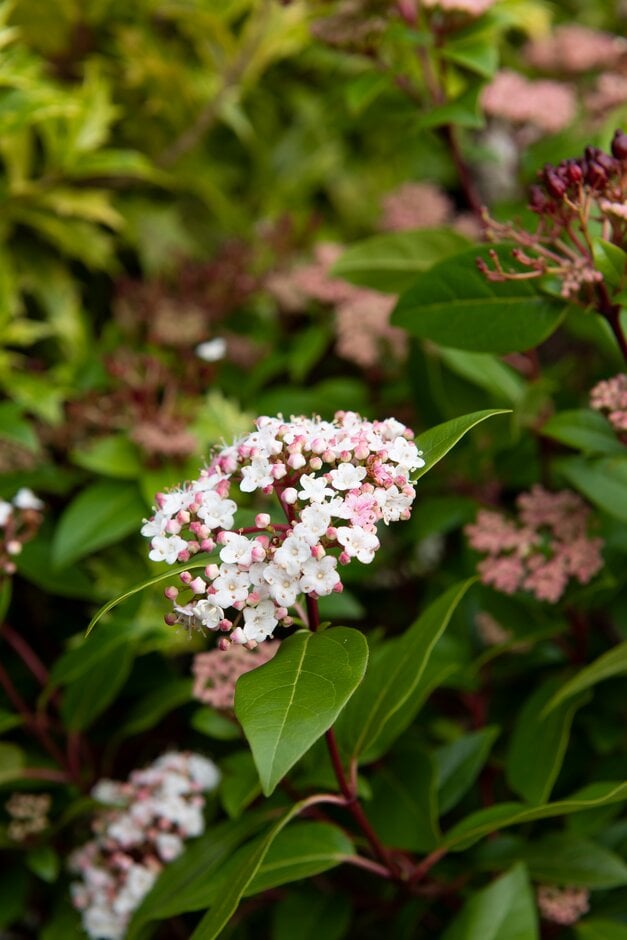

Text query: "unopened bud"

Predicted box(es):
[255, 513, 271, 528]
[283, 487, 298, 504]
[611, 129, 627, 160]
[164, 586, 178, 600]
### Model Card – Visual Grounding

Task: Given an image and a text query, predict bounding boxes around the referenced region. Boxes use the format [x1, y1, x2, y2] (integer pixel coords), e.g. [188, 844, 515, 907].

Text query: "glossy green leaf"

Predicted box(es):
[542, 410, 624, 455]
[507, 677, 588, 805]
[71, 435, 143, 479]
[192, 708, 242, 741]
[60, 643, 134, 730]
[521, 833, 627, 888]
[235, 627, 368, 795]
[392, 246, 566, 353]
[441, 33, 499, 77]
[245, 821, 354, 894]
[545, 642, 627, 714]
[558, 456, 627, 524]
[272, 887, 351, 940]
[114, 679, 193, 738]
[0, 742, 25, 783]
[219, 751, 262, 819]
[442, 863, 538, 940]
[336, 580, 473, 763]
[368, 742, 439, 851]
[443, 781, 627, 851]
[576, 921, 627, 940]
[52, 480, 146, 568]
[415, 410, 510, 480]
[0, 401, 39, 450]
[592, 238, 626, 289]
[437, 726, 500, 814]
[26, 845, 60, 883]
[416, 82, 484, 130]
[331, 229, 470, 293]
[190, 798, 327, 940]
[437, 348, 526, 403]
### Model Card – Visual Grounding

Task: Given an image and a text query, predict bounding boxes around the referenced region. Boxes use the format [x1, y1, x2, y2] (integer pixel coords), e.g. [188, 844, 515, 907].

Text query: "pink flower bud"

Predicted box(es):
[282, 616, 294, 626]
[164, 586, 178, 600]
[247, 591, 261, 605]
[6, 540, 22, 556]
[309, 456, 323, 470]
[180, 571, 192, 584]
[178, 549, 191, 562]
[176, 510, 190, 525]
[164, 613, 177, 626]
[332, 581, 344, 593]
[200, 538, 215, 552]
[205, 563, 219, 579]
[272, 463, 287, 479]
[339, 551, 351, 565]
[231, 627, 246, 645]
[283, 487, 298, 504]
[275, 606, 288, 619]
[312, 543, 326, 559]
[216, 531, 228, 545]
[288, 453, 306, 470]
[326, 526, 338, 540]
[255, 513, 271, 528]
[166, 519, 182, 534]
[218, 618, 233, 631]
[189, 577, 206, 594]
[250, 542, 266, 562]
[218, 636, 231, 650]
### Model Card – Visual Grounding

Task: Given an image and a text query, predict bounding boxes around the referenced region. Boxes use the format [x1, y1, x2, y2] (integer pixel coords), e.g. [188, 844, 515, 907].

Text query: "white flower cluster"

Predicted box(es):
[69, 752, 220, 940]
[142, 411, 423, 645]
[0, 487, 44, 577]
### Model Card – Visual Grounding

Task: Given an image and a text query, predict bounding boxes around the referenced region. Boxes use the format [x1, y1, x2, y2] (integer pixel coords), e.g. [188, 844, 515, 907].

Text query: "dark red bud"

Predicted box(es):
[528, 184, 548, 213]
[611, 129, 627, 160]
[585, 160, 607, 189]
[544, 167, 567, 199]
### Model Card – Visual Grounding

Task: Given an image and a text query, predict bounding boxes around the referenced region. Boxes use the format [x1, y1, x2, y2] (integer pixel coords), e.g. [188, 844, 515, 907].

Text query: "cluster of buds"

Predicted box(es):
[142, 411, 423, 646]
[0, 488, 44, 578]
[590, 373, 627, 435]
[478, 130, 627, 300]
[5, 792, 50, 842]
[70, 752, 219, 940]
[536, 885, 590, 926]
[192, 641, 280, 710]
[465, 486, 604, 603]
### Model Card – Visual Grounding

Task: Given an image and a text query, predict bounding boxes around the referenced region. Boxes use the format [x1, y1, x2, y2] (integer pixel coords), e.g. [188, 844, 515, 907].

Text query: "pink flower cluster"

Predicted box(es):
[378, 182, 480, 239]
[192, 641, 280, 709]
[0, 488, 44, 578]
[465, 486, 604, 603]
[536, 885, 590, 925]
[142, 411, 423, 645]
[421, 0, 497, 15]
[481, 70, 577, 134]
[524, 25, 626, 74]
[590, 373, 627, 434]
[70, 752, 220, 940]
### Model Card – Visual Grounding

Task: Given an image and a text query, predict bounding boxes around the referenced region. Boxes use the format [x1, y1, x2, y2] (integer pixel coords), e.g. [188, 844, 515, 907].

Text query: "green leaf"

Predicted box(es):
[52, 480, 146, 568]
[542, 410, 624, 456]
[127, 814, 270, 938]
[192, 708, 242, 741]
[60, 642, 134, 730]
[442, 863, 538, 940]
[71, 435, 143, 479]
[521, 833, 627, 888]
[0, 866, 28, 929]
[437, 348, 526, 404]
[415, 410, 510, 480]
[368, 742, 439, 852]
[545, 642, 627, 714]
[245, 821, 354, 894]
[219, 751, 262, 819]
[443, 781, 627, 851]
[331, 229, 471, 293]
[416, 82, 485, 130]
[114, 679, 193, 739]
[592, 238, 626, 289]
[26, 845, 59, 883]
[0, 742, 25, 783]
[558, 456, 627, 524]
[190, 798, 328, 940]
[392, 246, 566, 353]
[441, 34, 499, 78]
[0, 401, 39, 451]
[235, 627, 368, 795]
[272, 887, 351, 940]
[437, 726, 500, 814]
[506, 677, 588, 805]
[48, 621, 140, 690]
[336, 580, 473, 763]
[576, 921, 627, 940]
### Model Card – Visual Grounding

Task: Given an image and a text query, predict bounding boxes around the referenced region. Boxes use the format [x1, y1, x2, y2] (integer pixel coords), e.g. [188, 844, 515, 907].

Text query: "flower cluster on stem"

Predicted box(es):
[0, 488, 44, 578]
[142, 411, 423, 645]
[590, 372, 627, 435]
[465, 486, 604, 602]
[70, 752, 220, 940]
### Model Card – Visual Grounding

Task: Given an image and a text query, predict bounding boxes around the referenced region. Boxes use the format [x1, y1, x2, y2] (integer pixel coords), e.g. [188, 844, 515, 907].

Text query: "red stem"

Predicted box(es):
[0, 660, 68, 772]
[1, 624, 49, 686]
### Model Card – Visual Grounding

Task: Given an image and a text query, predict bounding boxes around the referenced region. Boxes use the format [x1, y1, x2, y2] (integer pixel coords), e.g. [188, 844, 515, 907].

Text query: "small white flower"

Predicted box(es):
[13, 488, 44, 511]
[141, 511, 169, 538]
[219, 532, 254, 566]
[155, 832, 184, 862]
[187, 754, 221, 790]
[240, 456, 273, 493]
[337, 525, 380, 563]
[273, 535, 312, 574]
[149, 534, 187, 564]
[386, 437, 425, 473]
[242, 600, 278, 641]
[0, 501, 12, 527]
[300, 555, 340, 596]
[212, 564, 250, 607]
[329, 463, 367, 490]
[193, 599, 224, 630]
[263, 563, 300, 606]
[195, 338, 227, 362]
[197, 491, 237, 530]
[299, 504, 332, 539]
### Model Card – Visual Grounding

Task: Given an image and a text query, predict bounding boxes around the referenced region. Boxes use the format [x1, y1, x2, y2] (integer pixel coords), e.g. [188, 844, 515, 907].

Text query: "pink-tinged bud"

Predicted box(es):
[282, 616, 294, 626]
[272, 463, 287, 479]
[6, 541, 22, 556]
[311, 437, 325, 453]
[187, 541, 200, 554]
[164, 586, 178, 600]
[218, 618, 233, 631]
[247, 591, 261, 605]
[200, 538, 215, 552]
[165, 519, 182, 535]
[155, 492, 166, 509]
[275, 606, 288, 619]
[354, 445, 369, 460]
[176, 510, 190, 525]
[339, 551, 351, 565]
[283, 487, 298, 504]
[216, 479, 230, 497]
[180, 571, 192, 584]
[189, 521, 203, 536]
[256, 535, 270, 549]
[164, 613, 177, 626]
[309, 456, 323, 470]
[394, 475, 407, 487]
[312, 543, 326, 559]
[340, 450, 352, 462]
[288, 453, 306, 470]
[255, 513, 271, 528]
[218, 637, 231, 650]
[326, 526, 338, 540]
[322, 449, 335, 463]
[287, 441, 302, 454]
[262, 484, 274, 495]
[231, 627, 246, 645]
[189, 577, 206, 594]
[216, 530, 228, 545]
[332, 581, 344, 593]
[233, 600, 245, 610]
[205, 563, 219, 579]
[250, 542, 266, 562]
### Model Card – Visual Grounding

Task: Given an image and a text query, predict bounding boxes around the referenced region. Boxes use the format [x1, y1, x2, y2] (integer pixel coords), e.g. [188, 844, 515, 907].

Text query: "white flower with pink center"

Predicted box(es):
[219, 532, 256, 566]
[240, 600, 279, 642]
[329, 462, 368, 490]
[197, 491, 237, 530]
[337, 525, 380, 563]
[300, 555, 340, 595]
[149, 534, 187, 564]
[212, 565, 251, 607]
[240, 456, 274, 492]
[298, 474, 334, 502]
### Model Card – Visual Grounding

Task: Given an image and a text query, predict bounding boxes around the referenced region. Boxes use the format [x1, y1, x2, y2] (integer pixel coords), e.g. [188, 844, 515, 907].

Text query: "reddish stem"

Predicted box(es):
[408, 846, 447, 883]
[0, 660, 68, 772]
[1, 624, 49, 686]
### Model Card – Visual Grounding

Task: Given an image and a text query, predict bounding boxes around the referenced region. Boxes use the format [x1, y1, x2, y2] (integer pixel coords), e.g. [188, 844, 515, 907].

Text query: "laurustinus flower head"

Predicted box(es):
[142, 411, 424, 645]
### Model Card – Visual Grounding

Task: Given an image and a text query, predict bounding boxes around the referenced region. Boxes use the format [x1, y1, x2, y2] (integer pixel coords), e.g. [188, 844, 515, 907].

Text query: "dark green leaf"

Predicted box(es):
[219, 751, 262, 819]
[60, 642, 134, 730]
[115, 679, 193, 738]
[272, 887, 351, 940]
[235, 627, 368, 795]
[192, 707, 242, 741]
[521, 833, 627, 888]
[545, 642, 627, 714]
[245, 821, 354, 894]
[437, 726, 499, 814]
[368, 742, 439, 851]
[437, 348, 526, 403]
[441, 33, 499, 77]
[0, 742, 25, 783]
[506, 677, 589, 805]
[557, 456, 627, 524]
[416, 82, 485, 130]
[26, 845, 59, 883]
[415, 410, 510, 480]
[331, 229, 470, 293]
[576, 921, 627, 940]
[71, 435, 143, 479]
[52, 480, 146, 568]
[442, 863, 538, 940]
[542, 410, 624, 456]
[392, 246, 566, 353]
